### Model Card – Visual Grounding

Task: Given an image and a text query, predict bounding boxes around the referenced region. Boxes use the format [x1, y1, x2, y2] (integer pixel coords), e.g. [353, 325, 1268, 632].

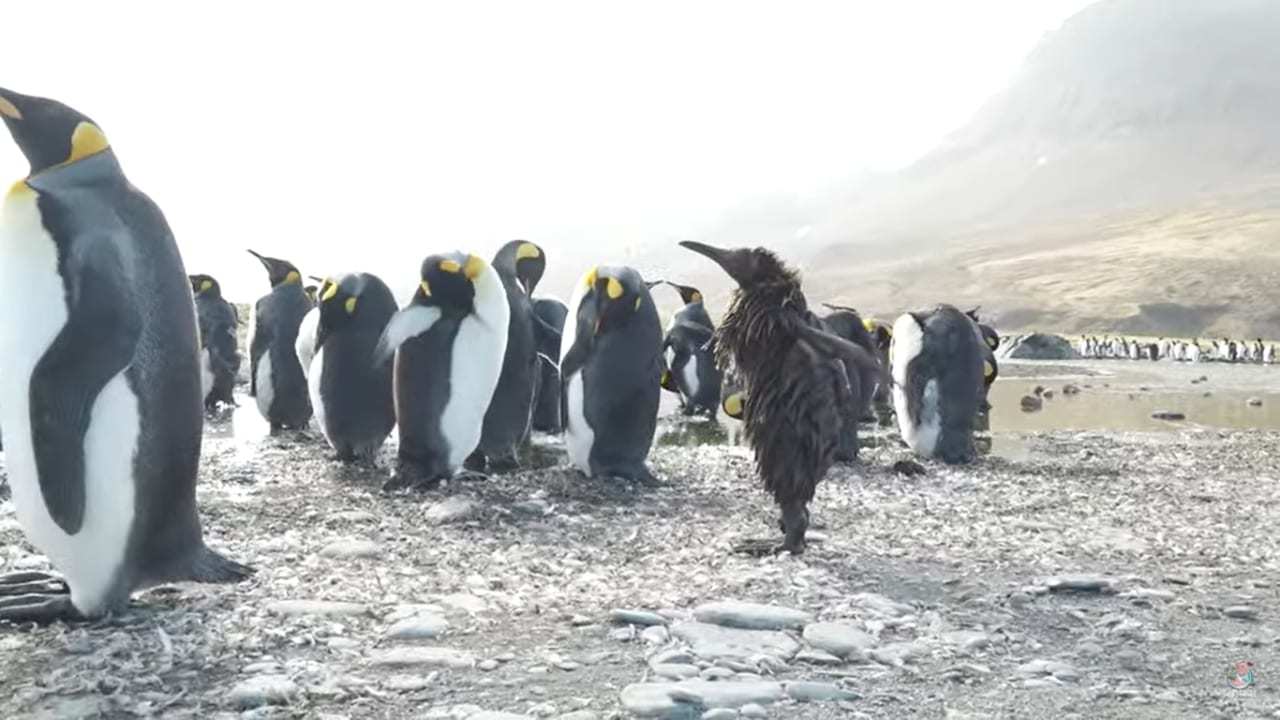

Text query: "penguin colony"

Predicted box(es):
[1077, 335, 1278, 364]
[5, 86, 1265, 624]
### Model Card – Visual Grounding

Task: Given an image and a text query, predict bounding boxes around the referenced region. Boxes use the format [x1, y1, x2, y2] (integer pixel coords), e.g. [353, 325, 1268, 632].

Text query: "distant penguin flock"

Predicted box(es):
[2, 86, 1278, 626]
[1078, 335, 1278, 364]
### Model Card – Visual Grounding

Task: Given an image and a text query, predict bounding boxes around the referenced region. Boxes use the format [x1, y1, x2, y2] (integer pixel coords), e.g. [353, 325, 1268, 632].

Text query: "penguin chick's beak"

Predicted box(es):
[679, 240, 750, 285]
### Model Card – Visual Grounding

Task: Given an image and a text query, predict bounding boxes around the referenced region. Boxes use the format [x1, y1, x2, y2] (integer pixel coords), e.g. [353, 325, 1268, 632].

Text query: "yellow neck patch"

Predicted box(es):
[6, 179, 32, 199]
[65, 122, 110, 165]
[420, 280, 432, 297]
[200, 279, 213, 293]
[439, 259, 462, 274]
[691, 291, 702, 303]
[983, 360, 994, 378]
[606, 277, 624, 299]
[283, 270, 301, 285]
[344, 296, 358, 314]
[463, 254, 485, 280]
[321, 280, 339, 302]
[517, 242, 541, 260]
[584, 267, 598, 288]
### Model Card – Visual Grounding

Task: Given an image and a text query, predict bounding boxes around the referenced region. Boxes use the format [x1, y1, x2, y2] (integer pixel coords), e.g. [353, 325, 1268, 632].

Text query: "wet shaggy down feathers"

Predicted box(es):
[712, 252, 851, 506]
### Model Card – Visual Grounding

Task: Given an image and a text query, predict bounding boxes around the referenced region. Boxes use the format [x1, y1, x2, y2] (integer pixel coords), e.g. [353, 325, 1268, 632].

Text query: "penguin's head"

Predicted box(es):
[678, 241, 793, 290]
[247, 249, 302, 288]
[664, 281, 704, 306]
[0, 88, 110, 175]
[313, 274, 366, 349]
[493, 240, 545, 296]
[189, 274, 222, 298]
[304, 284, 319, 303]
[415, 252, 487, 315]
[580, 266, 648, 335]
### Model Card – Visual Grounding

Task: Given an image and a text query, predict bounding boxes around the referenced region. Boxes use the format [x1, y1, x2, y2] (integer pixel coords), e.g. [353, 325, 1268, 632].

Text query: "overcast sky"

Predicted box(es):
[0, 0, 1094, 301]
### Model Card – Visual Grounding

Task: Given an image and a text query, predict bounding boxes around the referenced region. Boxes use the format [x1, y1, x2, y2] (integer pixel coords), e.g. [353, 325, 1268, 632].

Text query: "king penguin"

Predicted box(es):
[189, 274, 241, 412]
[560, 266, 663, 482]
[660, 281, 721, 417]
[472, 240, 545, 471]
[530, 297, 568, 433]
[247, 249, 313, 432]
[300, 273, 397, 463]
[0, 88, 252, 621]
[964, 308, 999, 416]
[374, 252, 509, 488]
[891, 305, 985, 464]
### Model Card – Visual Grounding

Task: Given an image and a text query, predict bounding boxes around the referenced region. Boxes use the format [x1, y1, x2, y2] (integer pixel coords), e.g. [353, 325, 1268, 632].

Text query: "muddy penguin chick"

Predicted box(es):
[679, 241, 881, 555]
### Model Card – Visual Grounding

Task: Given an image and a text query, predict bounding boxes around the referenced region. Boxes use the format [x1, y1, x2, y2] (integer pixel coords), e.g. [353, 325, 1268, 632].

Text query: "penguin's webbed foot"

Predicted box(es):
[0, 571, 68, 597]
[731, 538, 791, 557]
[893, 459, 928, 477]
[464, 449, 488, 474]
[452, 469, 489, 483]
[0, 592, 79, 625]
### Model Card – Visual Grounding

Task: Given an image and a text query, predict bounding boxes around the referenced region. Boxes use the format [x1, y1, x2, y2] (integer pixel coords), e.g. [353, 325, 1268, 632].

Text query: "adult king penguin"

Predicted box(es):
[0, 88, 251, 621]
[189, 274, 241, 412]
[891, 305, 985, 464]
[660, 282, 721, 417]
[680, 241, 881, 555]
[560, 266, 662, 482]
[375, 252, 509, 488]
[247, 249, 313, 432]
[301, 274, 397, 463]
[530, 297, 568, 433]
[472, 240, 545, 471]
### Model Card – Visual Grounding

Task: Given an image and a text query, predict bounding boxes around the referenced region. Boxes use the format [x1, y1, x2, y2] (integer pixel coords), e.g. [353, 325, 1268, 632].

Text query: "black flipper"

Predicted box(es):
[29, 238, 141, 535]
[249, 297, 270, 397]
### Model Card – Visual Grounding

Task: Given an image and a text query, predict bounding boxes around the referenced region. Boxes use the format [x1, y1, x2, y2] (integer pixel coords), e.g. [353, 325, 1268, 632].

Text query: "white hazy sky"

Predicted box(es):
[0, 0, 1094, 301]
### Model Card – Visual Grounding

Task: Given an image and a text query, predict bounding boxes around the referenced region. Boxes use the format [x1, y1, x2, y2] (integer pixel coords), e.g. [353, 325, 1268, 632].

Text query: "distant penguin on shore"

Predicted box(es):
[660, 282, 721, 417]
[0, 87, 252, 622]
[681, 241, 881, 555]
[891, 305, 985, 464]
[473, 240, 545, 471]
[247, 250, 313, 432]
[190, 274, 241, 411]
[302, 273, 397, 463]
[375, 252, 509, 488]
[560, 266, 663, 482]
[530, 297, 568, 432]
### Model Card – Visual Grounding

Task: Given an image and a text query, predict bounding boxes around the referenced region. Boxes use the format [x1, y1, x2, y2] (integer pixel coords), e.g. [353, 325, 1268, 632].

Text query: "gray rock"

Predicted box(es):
[384, 674, 434, 692]
[852, 593, 913, 617]
[803, 622, 876, 658]
[513, 499, 551, 515]
[740, 705, 768, 719]
[621, 681, 784, 718]
[653, 664, 701, 680]
[1020, 395, 1043, 412]
[1114, 649, 1144, 670]
[786, 681, 860, 702]
[228, 675, 299, 709]
[1017, 659, 1080, 682]
[556, 713, 600, 720]
[1248, 397, 1264, 407]
[471, 713, 533, 720]
[701, 710, 737, 720]
[329, 510, 378, 524]
[611, 609, 670, 627]
[693, 601, 813, 631]
[943, 630, 990, 654]
[699, 667, 735, 681]
[318, 539, 381, 560]
[1120, 588, 1176, 603]
[385, 614, 449, 640]
[869, 641, 924, 666]
[371, 647, 476, 669]
[999, 333, 1078, 360]
[1150, 410, 1185, 421]
[478, 659, 500, 671]
[425, 496, 479, 525]
[265, 600, 370, 617]
[1045, 575, 1117, 594]
[794, 649, 843, 666]
[642, 625, 671, 644]
[1225, 605, 1259, 620]
[672, 622, 800, 662]
[653, 649, 697, 666]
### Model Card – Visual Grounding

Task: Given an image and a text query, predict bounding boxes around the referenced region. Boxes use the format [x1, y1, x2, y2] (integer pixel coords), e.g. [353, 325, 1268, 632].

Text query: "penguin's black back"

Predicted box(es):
[318, 274, 397, 458]
[531, 298, 568, 433]
[28, 152, 214, 587]
[664, 318, 721, 415]
[253, 284, 312, 427]
[673, 301, 713, 330]
[395, 315, 464, 477]
[580, 282, 662, 478]
[195, 294, 240, 404]
[478, 264, 537, 459]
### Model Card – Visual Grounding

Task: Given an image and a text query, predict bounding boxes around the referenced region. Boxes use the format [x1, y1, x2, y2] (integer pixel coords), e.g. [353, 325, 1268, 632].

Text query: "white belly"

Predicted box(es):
[894, 378, 940, 458]
[308, 346, 328, 442]
[564, 370, 593, 473]
[441, 312, 506, 469]
[255, 352, 274, 418]
[681, 353, 700, 400]
[200, 347, 215, 400]
[0, 184, 138, 615]
[294, 307, 319, 380]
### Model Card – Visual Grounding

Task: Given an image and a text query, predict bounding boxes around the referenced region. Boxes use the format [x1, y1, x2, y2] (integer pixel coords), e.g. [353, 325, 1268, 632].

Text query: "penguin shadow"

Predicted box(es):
[655, 416, 732, 448]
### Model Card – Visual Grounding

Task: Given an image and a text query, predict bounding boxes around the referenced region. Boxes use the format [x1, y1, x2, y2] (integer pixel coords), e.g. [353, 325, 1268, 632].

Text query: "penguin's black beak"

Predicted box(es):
[679, 241, 749, 285]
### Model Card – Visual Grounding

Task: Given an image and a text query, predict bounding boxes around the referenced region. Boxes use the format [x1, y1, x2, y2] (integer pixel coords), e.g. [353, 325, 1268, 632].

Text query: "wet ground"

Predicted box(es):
[1, 360, 1279, 719]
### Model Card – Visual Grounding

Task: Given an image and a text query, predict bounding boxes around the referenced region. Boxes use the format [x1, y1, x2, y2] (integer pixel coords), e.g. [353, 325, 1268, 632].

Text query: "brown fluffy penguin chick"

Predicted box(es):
[680, 241, 882, 555]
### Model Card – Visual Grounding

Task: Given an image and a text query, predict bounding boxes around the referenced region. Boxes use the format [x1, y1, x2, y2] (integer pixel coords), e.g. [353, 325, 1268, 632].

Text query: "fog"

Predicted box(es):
[0, 0, 1092, 302]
